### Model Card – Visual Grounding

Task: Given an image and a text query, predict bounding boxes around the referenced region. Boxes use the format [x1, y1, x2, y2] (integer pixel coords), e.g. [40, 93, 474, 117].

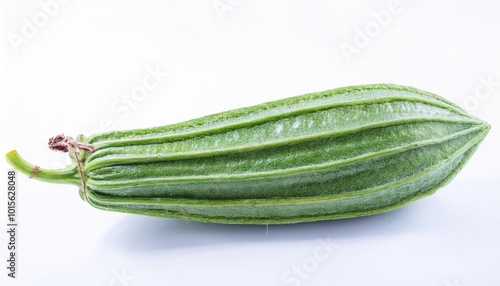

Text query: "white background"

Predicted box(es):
[1, 1, 499, 285]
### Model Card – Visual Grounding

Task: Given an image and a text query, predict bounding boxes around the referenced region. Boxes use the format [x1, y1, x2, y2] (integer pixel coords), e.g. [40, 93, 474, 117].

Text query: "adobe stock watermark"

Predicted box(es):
[462, 74, 500, 112]
[213, 0, 243, 21]
[46, 64, 169, 170]
[339, 0, 403, 63]
[108, 267, 134, 286]
[282, 237, 339, 286]
[443, 277, 463, 286]
[81, 64, 170, 136]
[7, 0, 70, 53]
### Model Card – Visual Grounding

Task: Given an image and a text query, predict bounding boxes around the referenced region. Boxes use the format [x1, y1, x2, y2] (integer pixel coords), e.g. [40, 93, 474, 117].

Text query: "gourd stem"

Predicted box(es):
[5, 150, 80, 185]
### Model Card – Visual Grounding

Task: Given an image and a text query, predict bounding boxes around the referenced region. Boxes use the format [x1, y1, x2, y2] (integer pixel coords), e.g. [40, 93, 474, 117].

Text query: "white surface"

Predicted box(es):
[1, 1, 499, 285]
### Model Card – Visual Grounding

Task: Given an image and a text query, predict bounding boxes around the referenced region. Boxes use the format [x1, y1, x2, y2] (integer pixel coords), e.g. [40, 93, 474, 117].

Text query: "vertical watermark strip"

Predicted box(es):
[6, 170, 18, 278]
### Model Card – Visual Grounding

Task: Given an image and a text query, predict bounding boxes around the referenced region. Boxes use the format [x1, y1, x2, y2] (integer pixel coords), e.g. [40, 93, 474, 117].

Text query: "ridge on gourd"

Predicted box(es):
[5, 83, 490, 224]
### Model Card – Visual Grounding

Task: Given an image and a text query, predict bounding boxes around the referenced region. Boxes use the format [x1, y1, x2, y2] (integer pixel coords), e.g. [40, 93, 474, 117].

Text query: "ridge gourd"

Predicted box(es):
[6, 84, 490, 224]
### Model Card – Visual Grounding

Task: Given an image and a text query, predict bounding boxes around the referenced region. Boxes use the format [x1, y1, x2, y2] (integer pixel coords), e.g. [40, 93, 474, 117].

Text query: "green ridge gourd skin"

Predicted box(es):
[6, 84, 490, 224]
